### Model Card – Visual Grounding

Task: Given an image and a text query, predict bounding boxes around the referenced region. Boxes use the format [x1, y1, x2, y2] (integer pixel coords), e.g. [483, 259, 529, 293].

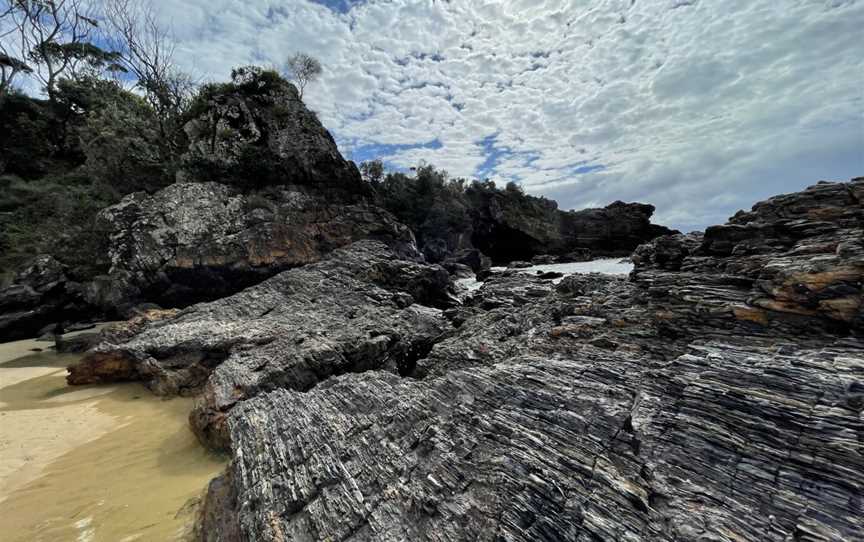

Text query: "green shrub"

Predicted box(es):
[0, 174, 115, 278]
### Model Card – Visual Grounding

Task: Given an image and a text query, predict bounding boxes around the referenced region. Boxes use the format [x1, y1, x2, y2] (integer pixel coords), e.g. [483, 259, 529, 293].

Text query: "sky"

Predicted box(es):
[9, 0, 864, 231]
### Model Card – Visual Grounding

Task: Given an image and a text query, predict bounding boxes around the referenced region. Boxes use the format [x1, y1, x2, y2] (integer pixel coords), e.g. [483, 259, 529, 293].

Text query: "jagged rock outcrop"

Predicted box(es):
[60, 178, 862, 541]
[196, 262, 862, 542]
[180, 67, 369, 197]
[90, 182, 417, 309]
[0, 255, 95, 341]
[441, 248, 492, 275]
[83, 69, 416, 310]
[469, 191, 675, 263]
[0, 70, 420, 332]
[632, 178, 863, 335]
[190, 178, 862, 541]
[69, 241, 454, 449]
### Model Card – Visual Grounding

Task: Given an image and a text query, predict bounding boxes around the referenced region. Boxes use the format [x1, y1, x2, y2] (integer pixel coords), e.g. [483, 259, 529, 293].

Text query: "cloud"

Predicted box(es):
[8, 0, 863, 231]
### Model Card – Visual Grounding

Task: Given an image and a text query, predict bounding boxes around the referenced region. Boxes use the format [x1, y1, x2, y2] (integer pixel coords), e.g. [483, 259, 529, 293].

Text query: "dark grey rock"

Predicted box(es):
[192, 178, 864, 542]
[92, 182, 418, 309]
[632, 178, 864, 335]
[200, 338, 862, 542]
[442, 248, 492, 274]
[68, 241, 453, 450]
[0, 255, 94, 341]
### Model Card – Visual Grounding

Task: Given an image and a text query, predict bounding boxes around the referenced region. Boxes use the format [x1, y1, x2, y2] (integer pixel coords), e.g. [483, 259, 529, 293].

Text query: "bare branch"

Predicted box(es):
[101, 0, 194, 116]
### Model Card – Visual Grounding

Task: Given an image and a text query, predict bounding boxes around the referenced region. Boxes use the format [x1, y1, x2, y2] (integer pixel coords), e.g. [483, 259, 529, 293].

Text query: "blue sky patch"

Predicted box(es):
[307, 0, 366, 14]
[348, 139, 443, 169]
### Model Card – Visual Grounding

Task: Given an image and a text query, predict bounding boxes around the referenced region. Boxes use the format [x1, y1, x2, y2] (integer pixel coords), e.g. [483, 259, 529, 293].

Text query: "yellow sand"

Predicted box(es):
[0, 336, 226, 541]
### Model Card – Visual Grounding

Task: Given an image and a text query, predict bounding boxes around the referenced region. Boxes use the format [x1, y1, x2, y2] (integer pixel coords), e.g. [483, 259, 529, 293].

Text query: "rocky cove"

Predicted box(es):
[0, 69, 861, 541]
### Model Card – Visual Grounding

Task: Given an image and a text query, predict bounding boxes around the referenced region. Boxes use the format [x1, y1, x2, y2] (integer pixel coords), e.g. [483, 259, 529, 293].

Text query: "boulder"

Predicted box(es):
[631, 232, 701, 271]
[421, 238, 450, 263]
[92, 182, 417, 309]
[530, 254, 558, 265]
[469, 188, 676, 263]
[560, 248, 593, 262]
[0, 255, 95, 341]
[442, 248, 492, 274]
[180, 67, 369, 198]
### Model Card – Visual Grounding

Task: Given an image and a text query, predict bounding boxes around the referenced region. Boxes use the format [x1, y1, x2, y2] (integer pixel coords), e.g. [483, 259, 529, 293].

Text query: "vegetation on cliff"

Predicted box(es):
[0, 1, 669, 291]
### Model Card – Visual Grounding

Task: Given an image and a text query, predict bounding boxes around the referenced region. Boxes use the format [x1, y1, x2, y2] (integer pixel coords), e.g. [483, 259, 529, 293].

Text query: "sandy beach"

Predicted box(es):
[0, 336, 120, 500]
[0, 331, 226, 541]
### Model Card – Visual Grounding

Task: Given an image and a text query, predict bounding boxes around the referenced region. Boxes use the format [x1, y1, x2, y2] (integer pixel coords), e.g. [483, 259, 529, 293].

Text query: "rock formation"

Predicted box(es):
[180, 66, 369, 198]
[0, 70, 416, 337]
[468, 190, 675, 263]
[0, 255, 93, 341]
[69, 241, 455, 449]
[199, 338, 861, 541]
[66, 178, 863, 541]
[90, 182, 417, 309]
[632, 178, 863, 335]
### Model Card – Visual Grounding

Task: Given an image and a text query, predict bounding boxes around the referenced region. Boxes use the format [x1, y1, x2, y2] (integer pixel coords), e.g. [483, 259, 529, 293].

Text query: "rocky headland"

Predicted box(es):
[65, 177, 863, 541]
[1, 65, 860, 542]
[0, 69, 669, 342]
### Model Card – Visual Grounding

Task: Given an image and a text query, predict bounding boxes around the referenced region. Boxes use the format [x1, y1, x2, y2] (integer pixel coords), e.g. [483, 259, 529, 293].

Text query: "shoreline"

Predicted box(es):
[0, 335, 225, 540]
[0, 339, 121, 501]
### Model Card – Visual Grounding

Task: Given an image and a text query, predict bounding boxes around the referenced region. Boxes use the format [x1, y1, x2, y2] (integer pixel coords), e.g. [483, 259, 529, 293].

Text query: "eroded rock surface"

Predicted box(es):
[201, 339, 861, 542]
[69, 241, 453, 449]
[193, 179, 862, 541]
[0, 255, 95, 341]
[180, 67, 368, 196]
[63, 179, 863, 541]
[632, 178, 863, 335]
[469, 191, 676, 263]
[93, 182, 416, 309]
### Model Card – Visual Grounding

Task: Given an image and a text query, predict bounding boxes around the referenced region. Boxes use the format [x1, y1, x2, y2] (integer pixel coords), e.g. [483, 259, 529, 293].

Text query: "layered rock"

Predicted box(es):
[632, 178, 864, 335]
[196, 262, 862, 541]
[61, 178, 863, 541]
[69, 241, 454, 449]
[190, 178, 862, 541]
[200, 339, 862, 542]
[92, 182, 417, 309]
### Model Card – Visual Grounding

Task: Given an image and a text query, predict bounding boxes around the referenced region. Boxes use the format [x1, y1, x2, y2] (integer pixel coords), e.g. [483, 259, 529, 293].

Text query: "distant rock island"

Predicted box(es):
[1, 68, 861, 541]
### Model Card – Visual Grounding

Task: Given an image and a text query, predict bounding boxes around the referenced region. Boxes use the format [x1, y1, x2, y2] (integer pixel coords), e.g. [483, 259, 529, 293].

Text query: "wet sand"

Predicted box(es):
[0, 336, 226, 541]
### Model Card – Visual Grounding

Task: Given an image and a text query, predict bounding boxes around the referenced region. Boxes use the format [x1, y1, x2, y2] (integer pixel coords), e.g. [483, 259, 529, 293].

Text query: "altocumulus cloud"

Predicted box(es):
[156, 1, 863, 230]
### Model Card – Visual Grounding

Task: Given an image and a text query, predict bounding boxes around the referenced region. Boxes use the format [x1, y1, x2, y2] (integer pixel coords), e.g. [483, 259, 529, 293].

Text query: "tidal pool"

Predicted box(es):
[0, 336, 226, 541]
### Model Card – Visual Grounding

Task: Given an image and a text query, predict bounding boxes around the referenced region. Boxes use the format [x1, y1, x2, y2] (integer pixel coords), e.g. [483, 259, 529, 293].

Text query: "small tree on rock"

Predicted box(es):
[284, 52, 321, 100]
[360, 159, 384, 185]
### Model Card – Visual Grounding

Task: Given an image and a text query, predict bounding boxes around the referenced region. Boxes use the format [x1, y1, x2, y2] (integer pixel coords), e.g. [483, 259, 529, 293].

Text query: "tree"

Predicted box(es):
[77, 79, 167, 195]
[359, 159, 384, 185]
[100, 0, 196, 154]
[1, 4, 32, 99]
[5, 0, 120, 101]
[0, 51, 32, 99]
[284, 52, 321, 99]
